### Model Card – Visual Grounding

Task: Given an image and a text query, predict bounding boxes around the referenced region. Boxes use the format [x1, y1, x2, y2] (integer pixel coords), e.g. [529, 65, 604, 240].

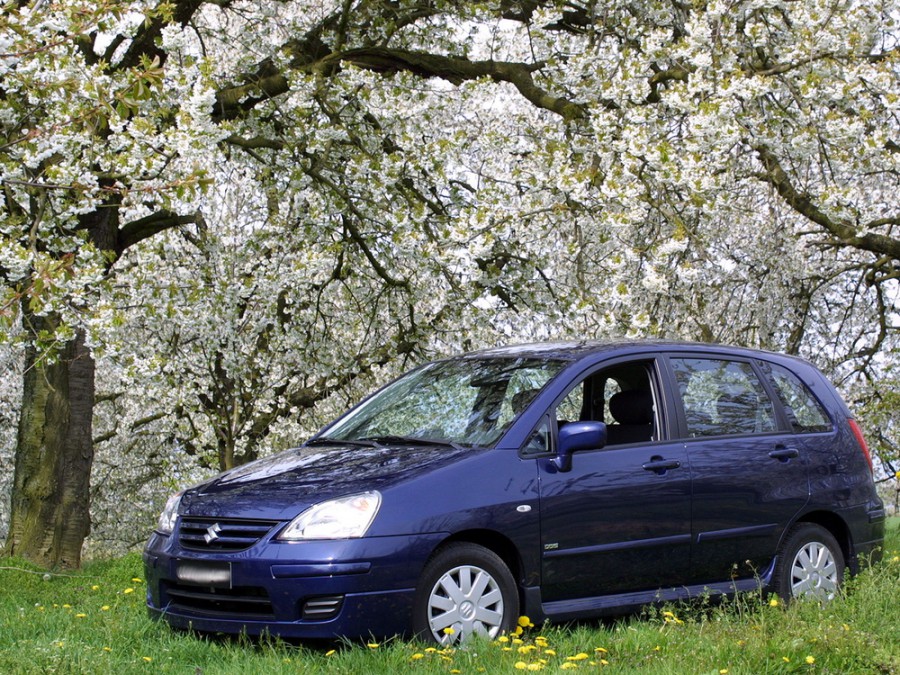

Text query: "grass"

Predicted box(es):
[1, 519, 898, 674]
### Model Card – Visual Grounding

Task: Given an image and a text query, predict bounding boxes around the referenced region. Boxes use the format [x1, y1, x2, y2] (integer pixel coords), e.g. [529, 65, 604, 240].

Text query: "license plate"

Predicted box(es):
[174, 560, 232, 588]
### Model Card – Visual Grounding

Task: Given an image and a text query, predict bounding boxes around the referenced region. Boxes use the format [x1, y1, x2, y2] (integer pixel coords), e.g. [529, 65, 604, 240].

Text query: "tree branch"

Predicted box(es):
[214, 46, 587, 121]
[754, 144, 900, 261]
[118, 210, 199, 252]
[117, 0, 206, 70]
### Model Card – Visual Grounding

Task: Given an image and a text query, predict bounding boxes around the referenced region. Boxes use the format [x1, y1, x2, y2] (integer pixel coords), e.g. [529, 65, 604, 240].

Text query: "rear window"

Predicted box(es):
[768, 364, 832, 433]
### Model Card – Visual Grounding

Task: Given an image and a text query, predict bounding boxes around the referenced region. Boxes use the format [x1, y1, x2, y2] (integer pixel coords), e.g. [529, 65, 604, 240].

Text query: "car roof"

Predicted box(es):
[456, 340, 816, 368]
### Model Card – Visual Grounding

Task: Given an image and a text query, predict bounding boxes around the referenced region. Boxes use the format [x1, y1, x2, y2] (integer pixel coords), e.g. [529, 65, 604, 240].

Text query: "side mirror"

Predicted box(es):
[554, 421, 607, 472]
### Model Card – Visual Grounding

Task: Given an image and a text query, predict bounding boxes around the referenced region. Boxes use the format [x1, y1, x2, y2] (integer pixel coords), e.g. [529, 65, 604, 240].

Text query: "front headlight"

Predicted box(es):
[156, 491, 183, 534]
[278, 491, 381, 541]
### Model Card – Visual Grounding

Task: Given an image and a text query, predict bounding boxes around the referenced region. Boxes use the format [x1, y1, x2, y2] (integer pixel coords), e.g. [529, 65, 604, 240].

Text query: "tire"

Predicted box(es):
[412, 542, 519, 645]
[772, 523, 845, 603]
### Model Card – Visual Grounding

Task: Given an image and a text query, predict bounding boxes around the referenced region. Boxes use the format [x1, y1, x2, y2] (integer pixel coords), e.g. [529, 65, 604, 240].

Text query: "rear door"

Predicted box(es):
[666, 354, 810, 585]
[536, 357, 692, 602]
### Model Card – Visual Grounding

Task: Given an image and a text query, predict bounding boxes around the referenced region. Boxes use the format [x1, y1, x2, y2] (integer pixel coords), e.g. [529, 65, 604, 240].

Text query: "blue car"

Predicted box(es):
[144, 341, 885, 643]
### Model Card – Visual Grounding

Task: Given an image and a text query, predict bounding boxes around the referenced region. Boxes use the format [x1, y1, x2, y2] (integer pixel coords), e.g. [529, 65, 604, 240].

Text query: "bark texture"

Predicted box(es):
[5, 318, 95, 568]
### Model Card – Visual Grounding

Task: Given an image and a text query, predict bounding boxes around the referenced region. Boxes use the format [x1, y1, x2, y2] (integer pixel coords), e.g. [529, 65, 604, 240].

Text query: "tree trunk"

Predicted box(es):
[4, 315, 95, 568]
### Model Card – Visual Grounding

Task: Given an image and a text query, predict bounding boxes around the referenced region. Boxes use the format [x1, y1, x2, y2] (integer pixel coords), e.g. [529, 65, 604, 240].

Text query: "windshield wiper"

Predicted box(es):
[359, 435, 466, 450]
[305, 437, 381, 448]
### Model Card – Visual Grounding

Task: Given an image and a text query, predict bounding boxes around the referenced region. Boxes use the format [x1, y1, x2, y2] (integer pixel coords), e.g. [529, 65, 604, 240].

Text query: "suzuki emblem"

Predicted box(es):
[204, 522, 223, 544]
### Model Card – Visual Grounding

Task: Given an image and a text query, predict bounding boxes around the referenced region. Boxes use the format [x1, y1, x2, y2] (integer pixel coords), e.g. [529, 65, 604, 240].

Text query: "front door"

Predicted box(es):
[538, 442, 692, 601]
[536, 359, 692, 602]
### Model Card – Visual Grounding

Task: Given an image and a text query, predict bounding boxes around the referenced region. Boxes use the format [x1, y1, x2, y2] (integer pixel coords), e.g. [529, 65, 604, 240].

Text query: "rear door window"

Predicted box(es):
[670, 357, 778, 438]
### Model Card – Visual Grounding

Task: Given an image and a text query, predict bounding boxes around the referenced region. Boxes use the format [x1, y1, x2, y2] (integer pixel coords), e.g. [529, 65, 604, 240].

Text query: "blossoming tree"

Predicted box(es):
[1, 0, 897, 566]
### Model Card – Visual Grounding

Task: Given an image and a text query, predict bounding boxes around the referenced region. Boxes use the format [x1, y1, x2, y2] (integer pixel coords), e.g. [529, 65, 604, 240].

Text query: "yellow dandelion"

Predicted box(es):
[535, 636, 549, 647]
[720, 670, 729, 674]
[513, 638, 524, 645]
[123, 588, 134, 595]
[411, 653, 424, 660]
[661, 610, 684, 624]
[75, 613, 87, 618]
[805, 656, 815, 665]
[566, 653, 589, 661]
[424, 647, 438, 653]
[560, 664, 578, 671]
[518, 615, 534, 628]
[599, 660, 609, 666]
[443, 627, 456, 635]
[497, 636, 510, 643]
[142, 657, 152, 662]
[325, 649, 336, 657]
[102, 647, 111, 652]
[132, 578, 142, 583]
[519, 645, 538, 654]
[783, 657, 791, 663]
[91, 585, 100, 591]
[451, 670, 461, 674]
[367, 642, 380, 649]
[62, 604, 72, 609]
[595, 647, 608, 654]
[101, 605, 110, 611]
[545, 649, 557, 656]
[515, 661, 529, 670]
[527, 664, 544, 671]
[769, 597, 780, 607]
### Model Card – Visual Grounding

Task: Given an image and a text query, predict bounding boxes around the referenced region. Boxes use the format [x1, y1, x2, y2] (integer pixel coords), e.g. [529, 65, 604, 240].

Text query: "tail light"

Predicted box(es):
[848, 419, 874, 475]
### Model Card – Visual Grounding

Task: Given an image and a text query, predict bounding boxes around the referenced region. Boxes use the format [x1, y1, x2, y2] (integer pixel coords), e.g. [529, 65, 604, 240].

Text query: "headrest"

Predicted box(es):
[716, 391, 754, 424]
[608, 389, 653, 425]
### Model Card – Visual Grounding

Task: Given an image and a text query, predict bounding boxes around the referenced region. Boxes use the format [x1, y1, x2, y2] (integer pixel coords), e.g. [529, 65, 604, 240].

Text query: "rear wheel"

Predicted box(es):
[412, 542, 518, 645]
[773, 523, 844, 603]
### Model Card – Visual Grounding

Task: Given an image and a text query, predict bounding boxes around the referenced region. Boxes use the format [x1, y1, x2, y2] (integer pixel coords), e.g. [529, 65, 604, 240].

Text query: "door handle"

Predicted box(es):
[768, 447, 800, 462]
[642, 457, 681, 474]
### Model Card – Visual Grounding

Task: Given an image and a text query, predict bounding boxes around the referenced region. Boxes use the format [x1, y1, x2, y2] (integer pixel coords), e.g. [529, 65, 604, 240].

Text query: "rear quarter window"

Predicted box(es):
[767, 364, 832, 433]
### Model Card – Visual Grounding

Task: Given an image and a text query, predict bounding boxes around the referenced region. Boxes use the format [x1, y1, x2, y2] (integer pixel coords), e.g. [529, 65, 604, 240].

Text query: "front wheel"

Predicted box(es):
[412, 542, 519, 645]
[773, 523, 844, 603]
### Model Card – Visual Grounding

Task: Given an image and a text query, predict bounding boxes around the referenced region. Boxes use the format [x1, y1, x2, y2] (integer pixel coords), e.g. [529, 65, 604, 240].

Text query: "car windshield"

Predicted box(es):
[322, 356, 567, 448]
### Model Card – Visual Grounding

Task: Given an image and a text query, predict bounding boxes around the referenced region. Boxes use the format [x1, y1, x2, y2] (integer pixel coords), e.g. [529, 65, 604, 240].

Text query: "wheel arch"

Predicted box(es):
[791, 510, 854, 573]
[428, 529, 525, 588]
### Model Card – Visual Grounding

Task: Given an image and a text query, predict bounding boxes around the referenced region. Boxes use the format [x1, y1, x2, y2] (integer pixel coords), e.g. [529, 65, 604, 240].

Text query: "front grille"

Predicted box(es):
[165, 582, 274, 619]
[178, 517, 278, 551]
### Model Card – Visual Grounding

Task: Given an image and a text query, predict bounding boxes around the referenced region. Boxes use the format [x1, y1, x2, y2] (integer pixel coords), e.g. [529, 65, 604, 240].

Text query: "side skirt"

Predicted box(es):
[523, 562, 776, 624]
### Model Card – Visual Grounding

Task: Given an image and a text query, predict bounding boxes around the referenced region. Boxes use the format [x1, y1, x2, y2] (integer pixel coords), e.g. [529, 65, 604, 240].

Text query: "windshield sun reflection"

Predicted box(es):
[321, 357, 567, 448]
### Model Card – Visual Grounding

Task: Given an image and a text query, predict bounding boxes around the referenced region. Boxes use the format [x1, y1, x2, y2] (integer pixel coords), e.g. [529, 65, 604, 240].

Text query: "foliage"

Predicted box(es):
[0, 520, 898, 674]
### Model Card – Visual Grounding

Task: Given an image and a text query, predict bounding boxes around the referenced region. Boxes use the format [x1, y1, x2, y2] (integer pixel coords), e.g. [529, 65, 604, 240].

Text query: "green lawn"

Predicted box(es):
[1, 519, 898, 674]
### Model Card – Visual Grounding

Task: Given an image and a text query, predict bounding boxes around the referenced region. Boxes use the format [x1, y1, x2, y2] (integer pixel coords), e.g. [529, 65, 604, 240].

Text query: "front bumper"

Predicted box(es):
[144, 530, 446, 639]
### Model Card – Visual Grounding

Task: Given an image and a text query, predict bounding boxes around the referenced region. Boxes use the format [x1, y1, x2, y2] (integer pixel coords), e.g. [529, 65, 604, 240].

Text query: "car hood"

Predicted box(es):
[179, 442, 476, 521]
